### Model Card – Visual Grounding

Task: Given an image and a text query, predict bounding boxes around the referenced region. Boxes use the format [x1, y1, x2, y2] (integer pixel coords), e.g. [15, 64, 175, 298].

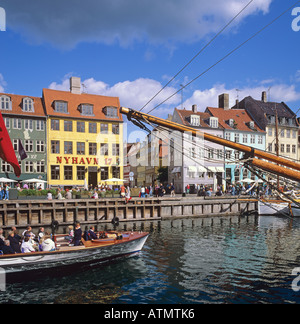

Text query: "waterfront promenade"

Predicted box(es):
[0, 195, 258, 229]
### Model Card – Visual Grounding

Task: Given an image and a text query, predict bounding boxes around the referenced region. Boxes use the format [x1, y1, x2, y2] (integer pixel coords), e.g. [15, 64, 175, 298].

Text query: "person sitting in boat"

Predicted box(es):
[88, 226, 98, 240]
[21, 237, 36, 253]
[39, 237, 56, 252]
[1, 240, 16, 255]
[74, 222, 82, 246]
[7, 231, 21, 253]
[64, 225, 74, 243]
[22, 226, 36, 241]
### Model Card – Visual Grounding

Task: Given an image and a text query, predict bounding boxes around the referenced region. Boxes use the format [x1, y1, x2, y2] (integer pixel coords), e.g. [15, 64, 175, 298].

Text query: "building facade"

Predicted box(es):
[207, 94, 266, 186]
[170, 105, 225, 193]
[233, 91, 299, 163]
[43, 77, 124, 189]
[0, 93, 47, 186]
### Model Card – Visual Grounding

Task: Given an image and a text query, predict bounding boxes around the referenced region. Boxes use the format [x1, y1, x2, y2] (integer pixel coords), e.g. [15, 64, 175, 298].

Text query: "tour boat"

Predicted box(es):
[258, 199, 290, 216]
[0, 231, 149, 275]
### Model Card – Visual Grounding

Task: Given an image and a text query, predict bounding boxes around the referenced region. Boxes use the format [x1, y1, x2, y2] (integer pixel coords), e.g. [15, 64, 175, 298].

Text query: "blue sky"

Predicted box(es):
[1, 0, 300, 137]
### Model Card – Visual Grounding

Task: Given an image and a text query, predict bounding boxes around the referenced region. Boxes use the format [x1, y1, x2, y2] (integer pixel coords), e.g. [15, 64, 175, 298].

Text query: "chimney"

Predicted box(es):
[70, 77, 81, 94]
[219, 93, 230, 110]
[262, 91, 267, 103]
[192, 104, 197, 113]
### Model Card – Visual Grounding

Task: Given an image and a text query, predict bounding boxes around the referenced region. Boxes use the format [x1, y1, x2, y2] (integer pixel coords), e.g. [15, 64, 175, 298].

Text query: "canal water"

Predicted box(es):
[1, 215, 300, 304]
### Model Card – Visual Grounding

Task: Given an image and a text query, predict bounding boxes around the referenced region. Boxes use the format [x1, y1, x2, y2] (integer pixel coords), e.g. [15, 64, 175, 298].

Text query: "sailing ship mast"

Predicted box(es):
[120, 107, 300, 183]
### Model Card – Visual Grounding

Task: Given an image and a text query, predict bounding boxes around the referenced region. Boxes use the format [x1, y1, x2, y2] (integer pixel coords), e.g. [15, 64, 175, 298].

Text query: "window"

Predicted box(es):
[225, 150, 232, 159]
[250, 135, 255, 144]
[25, 161, 34, 173]
[258, 135, 263, 145]
[77, 142, 85, 155]
[89, 122, 97, 134]
[293, 130, 297, 139]
[64, 141, 73, 154]
[4, 118, 9, 129]
[103, 106, 118, 118]
[292, 145, 296, 154]
[13, 118, 22, 129]
[112, 124, 119, 135]
[268, 127, 272, 137]
[89, 143, 97, 155]
[225, 133, 231, 141]
[100, 143, 108, 156]
[242, 134, 248, 144]
[2, 161, 11, 173]
[207, 149, 214, 159]
[25, 140, 33, 152]
[77, 166, 85, 180]
[51, 141, 60, 154]
[234, 133, 239, 143]
[64, 120, 73, 132]
[0, 95, 12, 110]
[54, 101, 68, 113]
[112, 167, 120, 178]
[209, 117, 218, 128]
[64, 166, 73, 180]
[287, 129, 291, 138]
[80, 104, 94, 116]
[22, 98, 34, 112]
[36, 140, 45, 153]
[286, 144, 291, 153]
[280, 129, 285, 138]
[36, 120, 44, 131]
[36, 161, 45, 173]
[280, 144, 285, 153]
[77, 121, 85, 133]
[51, 166, 60, 180]
[101, 123, 108, 134]
[13, 139, 19, 151]
[112, 144, 120, 156]
[190, 115, 200, 127]
[101, 167, 109, 180]
[51, 119, 60, 131]
[24, 119, 33, 130]
[268, 143, 272, 152]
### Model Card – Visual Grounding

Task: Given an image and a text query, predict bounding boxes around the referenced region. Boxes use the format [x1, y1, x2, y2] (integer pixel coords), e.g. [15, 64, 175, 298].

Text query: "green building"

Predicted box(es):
[0, 93, 47, 187]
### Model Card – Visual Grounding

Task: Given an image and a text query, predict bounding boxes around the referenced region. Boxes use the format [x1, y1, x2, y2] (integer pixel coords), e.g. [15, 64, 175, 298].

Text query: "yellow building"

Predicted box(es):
[43, 77, 123, 189]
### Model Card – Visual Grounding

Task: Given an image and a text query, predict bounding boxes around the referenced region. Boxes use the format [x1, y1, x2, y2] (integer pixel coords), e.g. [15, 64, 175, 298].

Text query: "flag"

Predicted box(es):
[18, 139, 27, 161]
[0, 111, 21, 177]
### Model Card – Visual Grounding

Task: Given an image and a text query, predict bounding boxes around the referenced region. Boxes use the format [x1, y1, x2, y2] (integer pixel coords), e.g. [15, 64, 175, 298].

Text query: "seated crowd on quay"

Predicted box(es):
[0, 223, 100, 255]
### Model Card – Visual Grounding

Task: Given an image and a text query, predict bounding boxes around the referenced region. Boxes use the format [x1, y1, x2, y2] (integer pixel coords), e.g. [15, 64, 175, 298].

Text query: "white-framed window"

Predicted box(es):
[25, 161, 34, 173]
[234, 133, 240, 143]
[1, 161, 11, 173]
[24, 119, 33, 130]
[36, 120, 45, 131]
[242, 134, 248, 144]
[54, 101, 68, 113]
[250, 135, 255, 144]
[0, 95, 12, 110]
[22, 97, 34, 112]
[25, 140, 33, 152]
[36, 161, 45, 173]
[13, 139, 19, 151]
[258, 135, 263, 145]
[36, 140, 45, 153]
[268, 127, 272, 137]
[13, 118, 22, 129]
[4, 118, 9, 129]
[209, 117, 219, 129]
[225, 133, 231, 141]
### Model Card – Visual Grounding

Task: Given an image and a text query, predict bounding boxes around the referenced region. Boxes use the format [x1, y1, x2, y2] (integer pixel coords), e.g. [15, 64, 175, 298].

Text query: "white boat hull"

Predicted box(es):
[0, 233, 149, 275]
[258, 201, 289, 216]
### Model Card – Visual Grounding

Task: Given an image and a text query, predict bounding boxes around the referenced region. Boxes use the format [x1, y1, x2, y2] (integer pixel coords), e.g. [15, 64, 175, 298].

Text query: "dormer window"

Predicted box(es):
[103, 106, 118, 118]
[229, 119, 235, 128]
[249, 121, 255, 129]
[210, 117, 219, 128]
[0, 95, 12, 110]
[54, 101, 68, 113]
[189, 114, 200, 126]
[79, 104, 94, 116]
[22, 97, 34, 112]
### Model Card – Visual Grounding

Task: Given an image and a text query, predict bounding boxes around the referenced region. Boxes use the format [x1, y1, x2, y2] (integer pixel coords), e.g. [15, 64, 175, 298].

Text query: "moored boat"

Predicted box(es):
[290, 201, 300, 217]
[258, 199, 289, 216]
[0, 231, 149, 275]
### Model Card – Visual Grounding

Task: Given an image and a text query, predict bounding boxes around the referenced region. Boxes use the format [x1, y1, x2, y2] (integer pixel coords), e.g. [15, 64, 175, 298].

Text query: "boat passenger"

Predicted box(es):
[21, 237, 35, 253]
[74, 222, 82, 246]
[39, 237, 56, 252]
[1, 240, 15, 255]
[0, 228, 5, 247]
[7, 231, 21, 253]
[88, 226, 98, 240]
[22, 226, 36, 240]
[64, 225, 74, 243]
[37, 227, 45, 242]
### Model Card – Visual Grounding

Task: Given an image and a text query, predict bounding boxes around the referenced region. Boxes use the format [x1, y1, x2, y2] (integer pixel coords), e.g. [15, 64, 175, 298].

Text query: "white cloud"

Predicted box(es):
[2, 0, 273, 49]
[49, 75, 180, 111]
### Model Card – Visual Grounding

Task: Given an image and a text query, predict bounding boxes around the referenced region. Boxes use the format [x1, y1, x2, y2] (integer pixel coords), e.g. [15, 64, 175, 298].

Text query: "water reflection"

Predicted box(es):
[1, 216, 300, 304]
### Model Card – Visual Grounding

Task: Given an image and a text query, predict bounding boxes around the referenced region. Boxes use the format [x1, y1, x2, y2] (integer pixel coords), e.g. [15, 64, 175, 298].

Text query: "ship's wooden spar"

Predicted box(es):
[120, 107, 300, 183]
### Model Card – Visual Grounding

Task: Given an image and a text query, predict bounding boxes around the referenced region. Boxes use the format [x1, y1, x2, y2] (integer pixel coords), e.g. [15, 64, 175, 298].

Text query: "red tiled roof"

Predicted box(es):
[206, 107, 265, 133]
[43, 88, 123, 122]
[0, 93, 46, 117]
[175, 108, 223, 128]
